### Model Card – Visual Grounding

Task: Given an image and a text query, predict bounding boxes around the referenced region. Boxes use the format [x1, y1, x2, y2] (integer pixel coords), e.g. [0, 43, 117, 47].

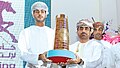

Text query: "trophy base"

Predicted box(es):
[47, 50, 76, 63]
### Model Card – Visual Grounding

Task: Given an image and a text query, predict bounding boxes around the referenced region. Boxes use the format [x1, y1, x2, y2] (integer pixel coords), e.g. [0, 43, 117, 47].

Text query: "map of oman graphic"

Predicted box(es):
[0, 1, 17, 43]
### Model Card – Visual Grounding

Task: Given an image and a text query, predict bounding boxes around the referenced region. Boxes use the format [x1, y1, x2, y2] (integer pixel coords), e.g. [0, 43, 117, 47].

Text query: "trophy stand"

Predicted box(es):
[47, 14, 76, 64]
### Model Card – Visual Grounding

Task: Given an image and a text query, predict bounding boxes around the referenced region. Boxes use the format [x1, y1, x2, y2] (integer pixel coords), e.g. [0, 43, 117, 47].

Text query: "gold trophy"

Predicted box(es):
[54, 14, 69, 50]
[47, 14, 75, 63]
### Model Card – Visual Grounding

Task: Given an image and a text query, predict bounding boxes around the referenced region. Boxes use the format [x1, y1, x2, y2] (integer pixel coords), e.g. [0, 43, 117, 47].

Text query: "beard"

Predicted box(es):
[35, 18, 45, 23]
[79, 32, 88, 39]
[94, 33, 102, 40]
[35, 15, 46, 23]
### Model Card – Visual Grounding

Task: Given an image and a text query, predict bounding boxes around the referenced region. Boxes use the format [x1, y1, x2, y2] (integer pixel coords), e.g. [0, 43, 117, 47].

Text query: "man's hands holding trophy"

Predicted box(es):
[39, 52, 83, 67]
[39, 14, 85, 67]
[58, 54, 83, 66]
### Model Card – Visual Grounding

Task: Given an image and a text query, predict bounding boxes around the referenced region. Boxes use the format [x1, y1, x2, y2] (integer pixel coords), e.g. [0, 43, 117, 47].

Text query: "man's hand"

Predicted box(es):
[57, 62, 67, 67]
[38, 52, 52, 63]
[67, 59, 80, 64]
[67, 53, 81, 64]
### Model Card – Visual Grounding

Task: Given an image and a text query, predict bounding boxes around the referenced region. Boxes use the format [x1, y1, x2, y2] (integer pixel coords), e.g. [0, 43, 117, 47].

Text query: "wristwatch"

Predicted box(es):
[78, 59, 84, 65]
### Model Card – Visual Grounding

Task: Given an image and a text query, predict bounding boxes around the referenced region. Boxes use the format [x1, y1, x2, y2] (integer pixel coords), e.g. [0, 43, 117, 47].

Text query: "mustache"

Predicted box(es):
[38, 15, 43, 18]
[81, 32, 87, 35]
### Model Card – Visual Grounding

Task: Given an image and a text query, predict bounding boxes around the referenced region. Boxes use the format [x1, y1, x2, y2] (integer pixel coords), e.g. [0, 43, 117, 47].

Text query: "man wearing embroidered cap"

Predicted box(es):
[18, 1, 54, 68]
[68, 19, 100, 68]
[92, 22, 114, 68]
[76, 19, 93, 41]
[93, 22, 104, 40]
[66, 19, 93, 68]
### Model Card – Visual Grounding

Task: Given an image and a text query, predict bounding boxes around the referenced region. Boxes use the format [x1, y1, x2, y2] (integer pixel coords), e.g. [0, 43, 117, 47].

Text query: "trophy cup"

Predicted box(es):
[47, 14, 76, 63]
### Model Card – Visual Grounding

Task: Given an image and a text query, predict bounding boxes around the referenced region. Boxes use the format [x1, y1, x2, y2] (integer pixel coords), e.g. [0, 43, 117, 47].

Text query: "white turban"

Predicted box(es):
[31, 2, 49, 15]
[77, 19, 93, 28]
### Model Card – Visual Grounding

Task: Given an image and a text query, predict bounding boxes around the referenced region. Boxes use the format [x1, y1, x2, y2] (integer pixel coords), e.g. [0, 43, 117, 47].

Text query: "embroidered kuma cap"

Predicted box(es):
[31, 2, 49, 15]
[77, 19, 93, 28]
[93, 22, 104, 29]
